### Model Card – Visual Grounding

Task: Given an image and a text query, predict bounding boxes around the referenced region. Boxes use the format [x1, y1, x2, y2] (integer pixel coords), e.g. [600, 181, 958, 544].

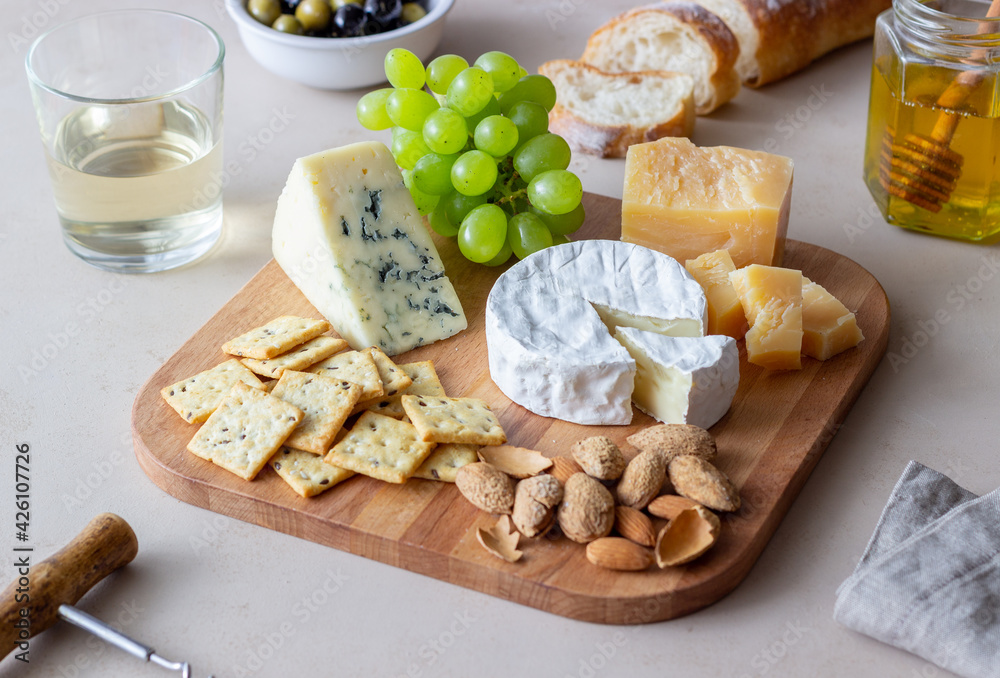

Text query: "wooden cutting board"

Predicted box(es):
[132, 192, 889, 624]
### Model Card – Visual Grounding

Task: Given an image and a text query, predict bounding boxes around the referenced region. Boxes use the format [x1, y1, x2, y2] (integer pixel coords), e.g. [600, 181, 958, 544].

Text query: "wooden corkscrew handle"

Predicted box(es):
[0, 513, 138, 659]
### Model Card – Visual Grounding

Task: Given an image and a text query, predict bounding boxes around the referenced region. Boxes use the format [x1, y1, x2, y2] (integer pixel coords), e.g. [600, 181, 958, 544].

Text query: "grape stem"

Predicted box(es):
[491, 156, 529, 212]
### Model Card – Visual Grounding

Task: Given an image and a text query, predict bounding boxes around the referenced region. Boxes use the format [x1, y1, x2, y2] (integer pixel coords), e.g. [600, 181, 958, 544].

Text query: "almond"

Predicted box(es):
[586, 537, 653, 571]
[668, 456, 741, 512]
[548, 456, 584, 485]
[571, 436, 627, 480]
[512, 474, 563, 538]
[613, 506, 656, 547]
[647, 495, 702, 520]
[557, 473, 614, 543]
[478, 445, 553, 479]
[616, 449, 667, 509]
[456, 462, 515, 514]
[655, 505, 721, 567]
[627, 424, 717, 463]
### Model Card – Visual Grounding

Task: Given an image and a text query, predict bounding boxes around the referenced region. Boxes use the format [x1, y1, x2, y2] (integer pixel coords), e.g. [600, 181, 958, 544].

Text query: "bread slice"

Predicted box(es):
[538, 60, 695, 159]
[691, 0, 890, 86]
[580, 2, 740, 114]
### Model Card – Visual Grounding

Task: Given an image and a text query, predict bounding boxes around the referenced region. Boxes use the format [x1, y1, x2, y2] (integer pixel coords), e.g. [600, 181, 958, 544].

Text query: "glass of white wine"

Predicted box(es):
[26, 10, 225, 273]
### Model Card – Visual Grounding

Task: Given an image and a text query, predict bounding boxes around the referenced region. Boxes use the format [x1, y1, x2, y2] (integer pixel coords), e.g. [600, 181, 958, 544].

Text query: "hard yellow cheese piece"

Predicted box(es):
[801, 277, 864, 360]
[685, 249, 746, 339]
[729, 265, 803, 370]
[622, 138, 793, 268]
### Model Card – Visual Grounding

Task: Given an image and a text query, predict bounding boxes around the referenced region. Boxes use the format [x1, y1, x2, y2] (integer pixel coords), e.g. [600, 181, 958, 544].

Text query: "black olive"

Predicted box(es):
[334, 3, 366, 36]
[363, 0, 402, 28]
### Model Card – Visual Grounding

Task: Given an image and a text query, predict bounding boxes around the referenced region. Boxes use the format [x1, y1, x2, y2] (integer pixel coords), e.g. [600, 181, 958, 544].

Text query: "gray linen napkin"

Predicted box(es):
[834, 461, 1000, 678]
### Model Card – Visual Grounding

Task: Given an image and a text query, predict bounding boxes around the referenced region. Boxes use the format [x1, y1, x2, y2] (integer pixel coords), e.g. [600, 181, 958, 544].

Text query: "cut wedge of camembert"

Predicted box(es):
[485, 240, 708, 425]
[614, 328, 739, 429]
[272, 142, 467, 356]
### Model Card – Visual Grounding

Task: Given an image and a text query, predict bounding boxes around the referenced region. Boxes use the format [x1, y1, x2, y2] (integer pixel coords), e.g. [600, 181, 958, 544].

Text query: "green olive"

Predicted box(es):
[248, 0, 282, 26]
[400, 2, 426, 24]
[295, 0, 331, 32]
[271, 14, 305, 34]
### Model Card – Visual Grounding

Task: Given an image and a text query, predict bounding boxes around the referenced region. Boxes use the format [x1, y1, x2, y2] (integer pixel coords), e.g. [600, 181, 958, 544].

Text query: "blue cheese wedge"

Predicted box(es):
[272, 142, 467, 356]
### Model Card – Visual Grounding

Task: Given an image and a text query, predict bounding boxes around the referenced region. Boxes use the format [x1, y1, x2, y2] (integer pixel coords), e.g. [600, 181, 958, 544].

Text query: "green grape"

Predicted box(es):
[459, 204, 507, 263]
[443, 191, 486, 225]
[451, 150, 498, 196]
[531, 202, 585, 235]
[385, 48, 425, 90]
[402, 169, 440, 215]
[356, 88, 393, 130]
[446, 67, 494, 117]
[508, 101, 549, 148]
[422, 108, 468, 155]
[551, 233, 571, 246]
[429, 201, 459, 237]
[483, 240, 513, 267]
[507, 212, 553, 260]
[390, 130, 431, 170]
[513, 133, 571, 182]
[498, 74, 557, 114]
[391, 125, 406, 142]
[426, 54, 468, 95]
[386, 88, 439, 131]
[463, 96, 501, 134]
[528, 169, 582, 215]
[412, 153, 458, 196]
[474, 51, 521, 93]
[474, 115, 518, 157]
[518, 66, 529, 79]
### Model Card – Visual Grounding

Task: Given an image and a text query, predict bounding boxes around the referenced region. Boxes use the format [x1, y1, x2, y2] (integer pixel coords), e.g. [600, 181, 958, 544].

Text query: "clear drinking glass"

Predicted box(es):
[26, 10, 225, 273]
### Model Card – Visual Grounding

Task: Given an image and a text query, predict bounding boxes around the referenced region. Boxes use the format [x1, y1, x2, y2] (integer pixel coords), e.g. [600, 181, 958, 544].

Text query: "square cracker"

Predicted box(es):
[325, 411, 435, 484]
[413, 443, 480, 482]
[270, 447, 354, 498]
[222, 316, 330, 360]
[187, 382, 304, 480]
[351, 348, 413, 415]
[160, 359, 265, 424]
[308, 350, 384, 400]
[401, 395, 507, 446]
[363, 360, 445, 419]
[270, 370, 362, 455]
[241, 336, 348, 379]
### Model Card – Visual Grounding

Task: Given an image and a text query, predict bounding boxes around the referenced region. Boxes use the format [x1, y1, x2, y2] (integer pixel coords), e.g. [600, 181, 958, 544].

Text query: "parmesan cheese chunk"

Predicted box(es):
[801, 278, 864, 360]
[729, 264, 802, 370]
[685, 249, 747, 339]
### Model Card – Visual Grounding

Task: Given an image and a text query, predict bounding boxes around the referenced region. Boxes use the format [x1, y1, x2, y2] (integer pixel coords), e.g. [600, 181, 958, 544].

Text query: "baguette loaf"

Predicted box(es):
[538, 60, 695, 159]
[580, 2, 740, 114]
[691, 0, 891, 86]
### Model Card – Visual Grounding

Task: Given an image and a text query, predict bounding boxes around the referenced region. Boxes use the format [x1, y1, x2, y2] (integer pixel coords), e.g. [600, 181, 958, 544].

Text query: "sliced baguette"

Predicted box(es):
[580, 2, 740, 114]
[537, 60, 695, 159]
[691, 0, 891, 86]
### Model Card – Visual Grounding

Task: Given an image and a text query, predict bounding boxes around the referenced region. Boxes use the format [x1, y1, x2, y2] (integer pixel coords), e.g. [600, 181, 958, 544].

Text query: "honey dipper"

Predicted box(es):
[879, 0, 1000, 213]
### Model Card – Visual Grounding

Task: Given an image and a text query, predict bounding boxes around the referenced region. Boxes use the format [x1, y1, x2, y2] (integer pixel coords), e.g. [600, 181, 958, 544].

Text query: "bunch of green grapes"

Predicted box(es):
[356, 48, 585, 265]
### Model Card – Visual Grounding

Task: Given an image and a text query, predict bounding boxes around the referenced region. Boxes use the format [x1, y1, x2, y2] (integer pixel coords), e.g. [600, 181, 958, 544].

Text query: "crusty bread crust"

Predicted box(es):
[539, 60, 695, 159]
[581, 2, 741, 114]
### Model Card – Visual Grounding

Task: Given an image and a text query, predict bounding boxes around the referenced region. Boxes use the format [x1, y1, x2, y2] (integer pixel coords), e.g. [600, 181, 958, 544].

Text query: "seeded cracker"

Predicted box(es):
[241, 336, 348, 379]
[270, 370, 363, 455]
[413, 443, 480, 482]
[364, 360, 444, 419]
[325, 411, 435, 484]
[187, 382, 304, 480]
[270, 447, 354, 498]
[401, 395, 507, 446]
[350, 347, 413, 415]
[222, 316, 330, 360]
[160, 359, 265, 424]
[308, 350, 384, 400]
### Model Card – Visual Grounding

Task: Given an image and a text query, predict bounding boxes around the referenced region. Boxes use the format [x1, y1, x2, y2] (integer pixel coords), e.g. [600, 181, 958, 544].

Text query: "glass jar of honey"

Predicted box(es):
[863, 0, 1000, 241]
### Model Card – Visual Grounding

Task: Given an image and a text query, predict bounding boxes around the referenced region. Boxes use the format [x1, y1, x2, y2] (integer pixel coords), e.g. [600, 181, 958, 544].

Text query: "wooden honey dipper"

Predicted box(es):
[879, 0, 1000, 213]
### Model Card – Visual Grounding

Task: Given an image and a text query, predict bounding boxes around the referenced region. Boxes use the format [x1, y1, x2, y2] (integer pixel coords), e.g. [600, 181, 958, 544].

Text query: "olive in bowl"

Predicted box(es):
[227, 0, 453, 89]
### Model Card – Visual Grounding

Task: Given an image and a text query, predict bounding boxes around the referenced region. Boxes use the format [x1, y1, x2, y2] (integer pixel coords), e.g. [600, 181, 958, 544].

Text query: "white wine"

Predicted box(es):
[46, 99, 223, 270]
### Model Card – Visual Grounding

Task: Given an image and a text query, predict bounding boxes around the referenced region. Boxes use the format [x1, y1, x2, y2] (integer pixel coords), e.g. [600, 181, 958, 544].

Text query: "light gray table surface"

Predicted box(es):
[2, 1, 997, 676]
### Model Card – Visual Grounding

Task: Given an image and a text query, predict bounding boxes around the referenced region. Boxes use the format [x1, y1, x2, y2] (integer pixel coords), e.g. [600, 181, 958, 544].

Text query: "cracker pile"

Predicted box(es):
[455, 424, 741, 572]
[160, 316, 507, 498]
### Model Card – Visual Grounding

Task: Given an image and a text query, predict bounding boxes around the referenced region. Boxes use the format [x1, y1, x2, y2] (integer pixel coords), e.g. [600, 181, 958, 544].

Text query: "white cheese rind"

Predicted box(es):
[615, 328, 739, 429]
[272, 142, 467, 356]
[485, 240, 707, 425]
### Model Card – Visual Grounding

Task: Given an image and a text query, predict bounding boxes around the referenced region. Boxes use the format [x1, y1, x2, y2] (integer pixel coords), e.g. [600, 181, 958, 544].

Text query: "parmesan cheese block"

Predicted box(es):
[622, 137, 793, 268]
[802, 277, 864, 360]
[685, 249, 746, 339]
[614, 328, 739, 429]
[272, 142, 467, 356]
[730, 264, 803, 370]
[486, 240, 707, 426]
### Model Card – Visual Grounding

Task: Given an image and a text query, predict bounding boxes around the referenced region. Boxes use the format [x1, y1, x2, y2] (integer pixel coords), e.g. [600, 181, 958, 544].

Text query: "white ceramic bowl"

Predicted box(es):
[225, 0, 455, 90]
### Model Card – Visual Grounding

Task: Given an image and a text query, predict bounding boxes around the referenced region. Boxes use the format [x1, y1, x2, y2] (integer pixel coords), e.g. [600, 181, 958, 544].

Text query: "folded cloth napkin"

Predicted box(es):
[834, 461, 1000, 678]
